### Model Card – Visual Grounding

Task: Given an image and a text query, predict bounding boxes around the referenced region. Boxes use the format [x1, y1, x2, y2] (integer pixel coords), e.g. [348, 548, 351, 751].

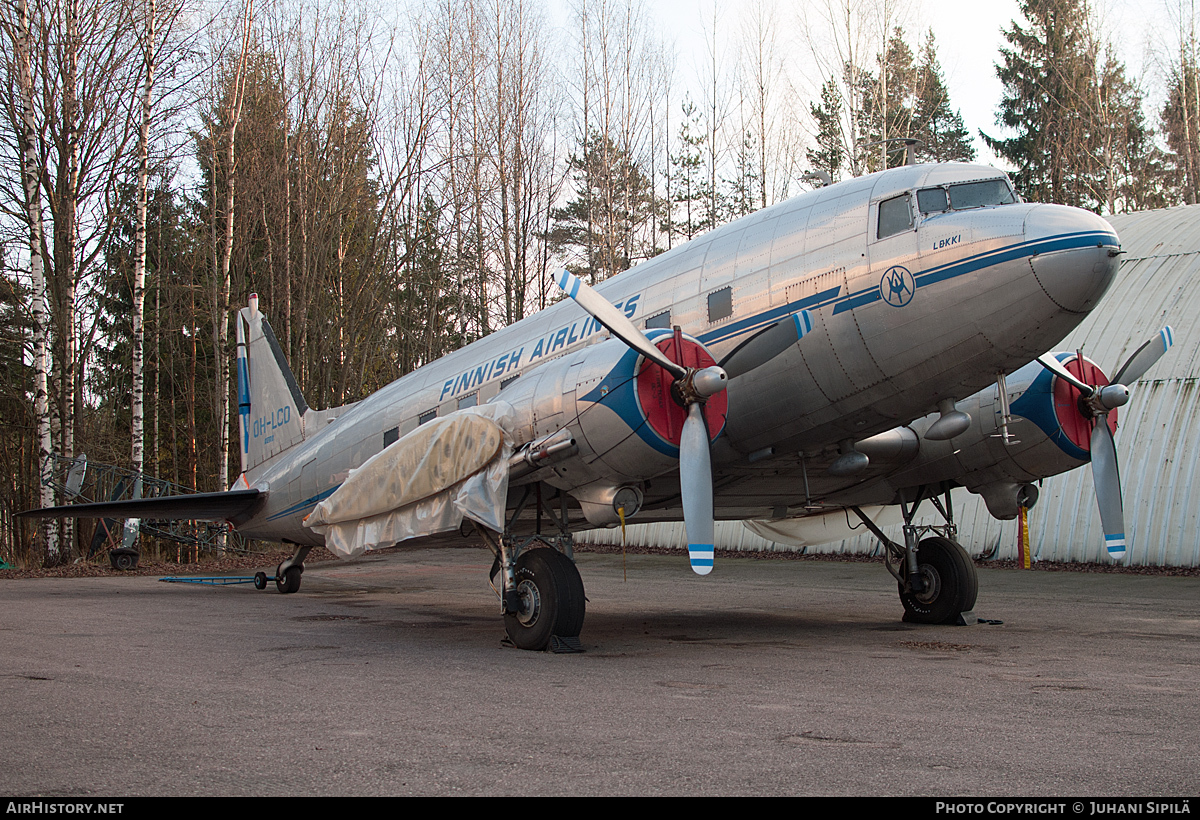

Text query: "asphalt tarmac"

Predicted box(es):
[2, 546, 1197, 796]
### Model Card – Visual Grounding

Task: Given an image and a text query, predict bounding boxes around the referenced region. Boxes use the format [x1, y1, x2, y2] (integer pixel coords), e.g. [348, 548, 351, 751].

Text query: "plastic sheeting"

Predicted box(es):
[743, 505, 902, 547]
[305, 403, 514, 558]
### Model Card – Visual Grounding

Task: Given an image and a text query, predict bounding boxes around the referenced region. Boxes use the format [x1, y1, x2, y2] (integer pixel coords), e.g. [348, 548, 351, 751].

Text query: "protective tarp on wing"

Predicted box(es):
[304, 403, 514, 558]
[743, 505, 901, 547]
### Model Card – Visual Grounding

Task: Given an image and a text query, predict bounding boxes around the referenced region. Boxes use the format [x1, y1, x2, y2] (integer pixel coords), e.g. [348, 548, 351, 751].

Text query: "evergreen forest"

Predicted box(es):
[3, 0, 1198, 564]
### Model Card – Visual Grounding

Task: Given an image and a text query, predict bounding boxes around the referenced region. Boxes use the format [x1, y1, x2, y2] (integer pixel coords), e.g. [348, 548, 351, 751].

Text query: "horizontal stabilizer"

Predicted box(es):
[18, 489, 262, 523]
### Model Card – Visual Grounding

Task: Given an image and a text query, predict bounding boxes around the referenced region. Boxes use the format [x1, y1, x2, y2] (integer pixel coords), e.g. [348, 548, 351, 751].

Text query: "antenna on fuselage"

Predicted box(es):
[859, 137, 926, 167]
[800, 170, 832, 188]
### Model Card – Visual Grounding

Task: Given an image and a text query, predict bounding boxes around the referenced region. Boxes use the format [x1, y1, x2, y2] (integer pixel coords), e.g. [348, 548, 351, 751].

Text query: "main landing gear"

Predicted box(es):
[852, 483, 978, 625]
[477, 484, 586, 652]
[273, 543, 311, 594]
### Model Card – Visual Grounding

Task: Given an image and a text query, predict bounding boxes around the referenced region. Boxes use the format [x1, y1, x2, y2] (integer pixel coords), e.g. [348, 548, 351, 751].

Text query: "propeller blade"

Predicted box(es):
[1111, 326, 1174, 386]
[679, 402, 715, 575]
[1036, 354, 1095, 397]
[555, 269, 686, 379]
[719, 310, 814, 379]
[1090, 418, 1126, 560]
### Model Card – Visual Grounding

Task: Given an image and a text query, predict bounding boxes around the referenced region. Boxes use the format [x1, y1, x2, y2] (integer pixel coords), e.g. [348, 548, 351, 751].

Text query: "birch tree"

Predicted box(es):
[2, 0, 54, 560]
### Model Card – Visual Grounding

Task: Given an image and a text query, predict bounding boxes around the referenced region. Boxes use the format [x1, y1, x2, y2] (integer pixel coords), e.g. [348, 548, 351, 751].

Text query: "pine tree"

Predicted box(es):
[724, 130, 761, 220]
[982, 0, 1100, 207]
[858, 29, 917, 172]
[547, 131, 658, 283]
[1161, 55, 1200, 205]
[912, 31, 976, 163]
[664, 96, 712, 241]
[808, 80, 844, 182]
[1095, 50, 1170, 212]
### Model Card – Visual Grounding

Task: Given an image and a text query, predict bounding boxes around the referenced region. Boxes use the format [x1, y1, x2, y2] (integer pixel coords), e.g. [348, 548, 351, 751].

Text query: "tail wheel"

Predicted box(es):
[899, 536, 978, 624]
[504, 548, 586, 650]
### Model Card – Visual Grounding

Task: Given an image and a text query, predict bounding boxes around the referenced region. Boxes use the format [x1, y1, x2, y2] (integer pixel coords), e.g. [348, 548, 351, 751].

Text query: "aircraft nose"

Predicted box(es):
[1025, 204, 1121, 313]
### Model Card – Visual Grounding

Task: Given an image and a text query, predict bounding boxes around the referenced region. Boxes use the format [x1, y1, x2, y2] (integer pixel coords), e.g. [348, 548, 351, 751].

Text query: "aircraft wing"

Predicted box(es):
[17, 489, 263, 522]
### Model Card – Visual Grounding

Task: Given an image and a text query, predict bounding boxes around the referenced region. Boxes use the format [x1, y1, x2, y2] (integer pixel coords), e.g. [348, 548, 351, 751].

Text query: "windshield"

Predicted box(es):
[918, 178, 1017, 214]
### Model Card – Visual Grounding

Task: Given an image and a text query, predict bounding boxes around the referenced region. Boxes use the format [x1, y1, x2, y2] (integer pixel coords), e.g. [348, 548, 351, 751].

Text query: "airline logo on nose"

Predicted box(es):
[880, 266, 915, 307]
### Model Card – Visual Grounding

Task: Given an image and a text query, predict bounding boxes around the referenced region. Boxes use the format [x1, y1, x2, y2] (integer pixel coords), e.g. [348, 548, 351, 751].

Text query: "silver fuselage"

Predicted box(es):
[237, 163, 1120, 544]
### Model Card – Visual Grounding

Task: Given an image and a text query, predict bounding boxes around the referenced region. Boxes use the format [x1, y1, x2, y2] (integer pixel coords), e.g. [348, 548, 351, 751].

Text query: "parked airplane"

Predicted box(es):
[24, 162, 1173, 651]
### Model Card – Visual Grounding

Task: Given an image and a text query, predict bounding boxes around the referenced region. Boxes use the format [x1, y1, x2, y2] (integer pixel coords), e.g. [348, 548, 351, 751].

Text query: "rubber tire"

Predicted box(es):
[898, 536, 978, 624]
[503, 549, 586, 650]
[276, 565, 302, 594]
[114, 552, 136, 571]
[253, 572, 268, 590]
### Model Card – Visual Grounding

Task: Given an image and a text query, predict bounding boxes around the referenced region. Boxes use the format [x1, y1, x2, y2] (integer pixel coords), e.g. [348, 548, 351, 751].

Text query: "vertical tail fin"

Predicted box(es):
[236, 295, 309, 474]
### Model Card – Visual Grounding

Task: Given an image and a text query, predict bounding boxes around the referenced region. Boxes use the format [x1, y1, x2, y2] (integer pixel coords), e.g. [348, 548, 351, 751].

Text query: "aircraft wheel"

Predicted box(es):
[898, 536, 977, 624]
[504, 548, 586, 650]
[276, 564, 302, 594]
[253, 572, 268, 590]
[110, 548, 139, 571]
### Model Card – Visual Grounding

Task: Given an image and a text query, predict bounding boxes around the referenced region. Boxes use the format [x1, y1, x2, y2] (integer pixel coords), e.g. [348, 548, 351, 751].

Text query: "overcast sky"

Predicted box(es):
[548, 0, 1181, 171]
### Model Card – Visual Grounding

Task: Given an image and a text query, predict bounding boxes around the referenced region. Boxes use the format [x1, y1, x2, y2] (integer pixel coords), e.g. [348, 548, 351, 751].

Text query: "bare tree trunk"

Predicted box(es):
[215, 0, 254, 493]
[59, 0, 80, 558]
[131, 0, 157, 479]
[7, 0, 56, 559]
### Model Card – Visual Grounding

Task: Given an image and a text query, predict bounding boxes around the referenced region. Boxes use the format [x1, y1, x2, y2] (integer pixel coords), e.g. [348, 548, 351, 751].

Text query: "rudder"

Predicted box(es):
[236, 294, 309, 475]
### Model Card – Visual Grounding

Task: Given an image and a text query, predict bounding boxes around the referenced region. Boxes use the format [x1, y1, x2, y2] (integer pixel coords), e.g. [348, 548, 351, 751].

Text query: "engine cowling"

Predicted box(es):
[499, 330, 727, 522]
[884, 353, 1116, 519]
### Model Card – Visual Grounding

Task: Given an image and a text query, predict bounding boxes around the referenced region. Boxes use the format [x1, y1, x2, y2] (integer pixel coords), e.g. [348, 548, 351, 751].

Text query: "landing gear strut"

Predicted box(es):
[275, 543, 310, 594]
[478, 483, 586, 652]
[852, 482, 977, 625]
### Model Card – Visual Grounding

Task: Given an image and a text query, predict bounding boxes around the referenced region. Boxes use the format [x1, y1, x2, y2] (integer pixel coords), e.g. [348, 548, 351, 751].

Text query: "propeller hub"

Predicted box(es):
[1096, 383, 1130, 411]
[1052, 354, 1118, 448]
[689, 366, 728, 400]
[636, 335, 728, 448]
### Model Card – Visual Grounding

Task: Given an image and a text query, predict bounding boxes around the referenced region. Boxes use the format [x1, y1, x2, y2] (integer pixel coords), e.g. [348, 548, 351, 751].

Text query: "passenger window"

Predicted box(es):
[645, 310, 671, 330]
[708, 287, 733, 322]
[878, 194, 913, 238]
[418, 409, 437, 425]
[500, 374, 520, 391]
[917, 188, 948, 214]
[383, 427, 399, 447]
[457, 392, 478, 410]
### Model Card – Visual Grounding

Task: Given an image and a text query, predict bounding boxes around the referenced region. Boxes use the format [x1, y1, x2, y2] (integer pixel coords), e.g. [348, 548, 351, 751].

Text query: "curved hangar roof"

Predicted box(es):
[578, 204, 1200, 566]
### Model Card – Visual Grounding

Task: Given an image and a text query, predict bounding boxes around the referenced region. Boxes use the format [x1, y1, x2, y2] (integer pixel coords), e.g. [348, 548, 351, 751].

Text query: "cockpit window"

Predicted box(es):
[949, 178, 1017, 209]
[918, 178, 1017, 214]
[917, 188, 948, 213]
[877, 194, 914, 238]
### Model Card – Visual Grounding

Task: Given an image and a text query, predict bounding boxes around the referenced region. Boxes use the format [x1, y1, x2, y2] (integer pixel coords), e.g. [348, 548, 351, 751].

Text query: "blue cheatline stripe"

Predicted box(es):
[1162, 326, 1174, 349]
[698, 286, 841, 346]
[266, 484, 341, 522]
[831, 230, 1118, 315]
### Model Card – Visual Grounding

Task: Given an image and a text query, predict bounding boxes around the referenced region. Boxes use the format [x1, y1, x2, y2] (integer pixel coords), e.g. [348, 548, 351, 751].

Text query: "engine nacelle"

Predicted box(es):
[882, 353, 1116, 519]
[498, 330, 727, 524]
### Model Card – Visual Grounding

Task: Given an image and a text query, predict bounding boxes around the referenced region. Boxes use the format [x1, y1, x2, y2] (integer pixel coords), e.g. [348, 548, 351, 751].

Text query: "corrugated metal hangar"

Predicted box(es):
[579, 204, 1200, 566]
